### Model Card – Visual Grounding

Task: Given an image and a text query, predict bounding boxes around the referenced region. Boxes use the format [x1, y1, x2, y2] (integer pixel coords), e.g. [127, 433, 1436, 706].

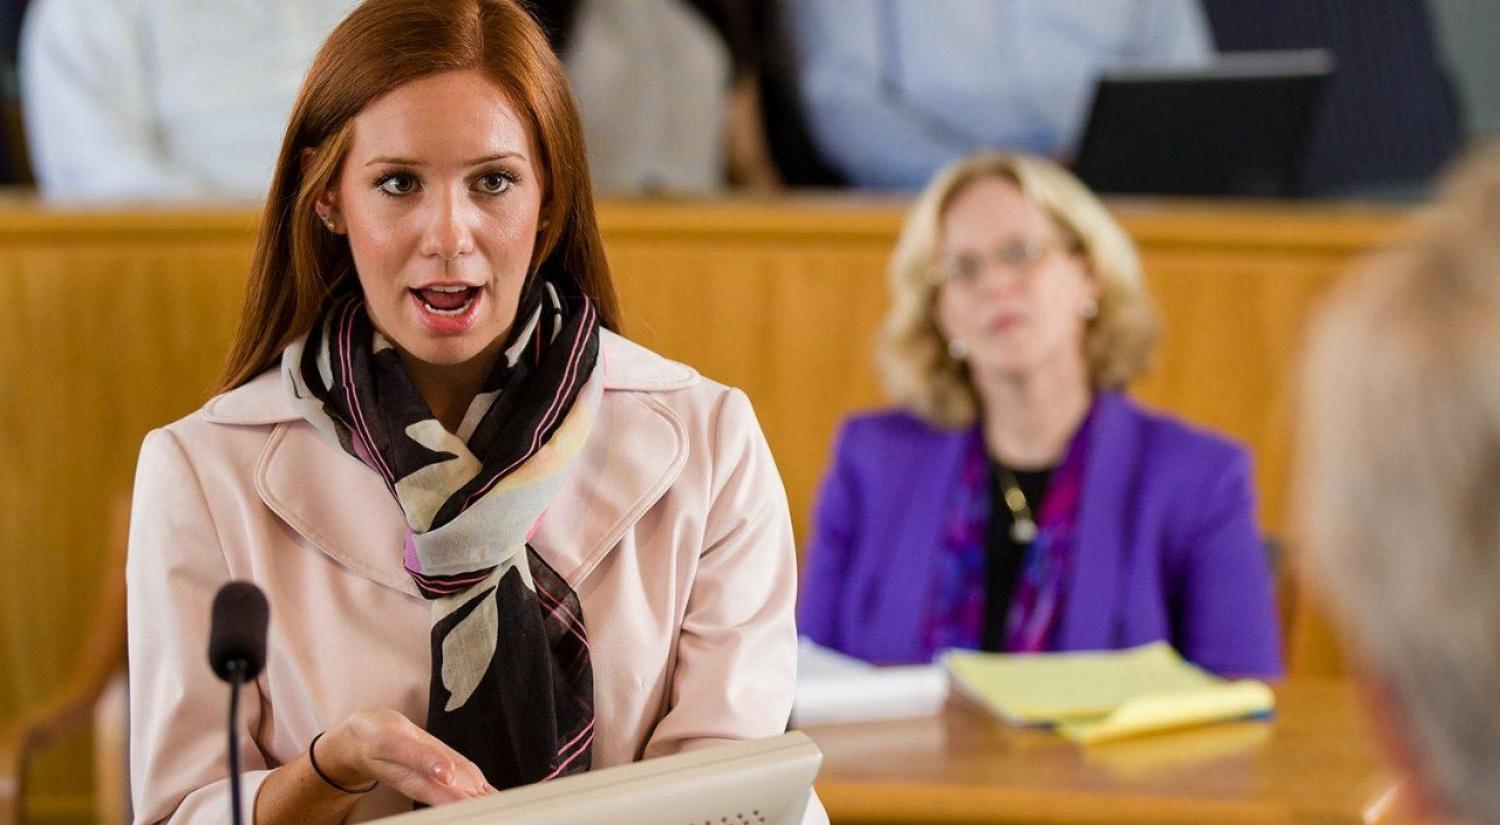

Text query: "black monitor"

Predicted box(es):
[1072, 50, 1332, 197]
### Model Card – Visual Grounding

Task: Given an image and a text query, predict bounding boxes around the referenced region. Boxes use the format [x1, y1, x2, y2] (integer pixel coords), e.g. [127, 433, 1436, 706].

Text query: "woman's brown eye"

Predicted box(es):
[941, 257, 980, 283]
[475, 173, 513, 194]
[376, 174, 417, 196]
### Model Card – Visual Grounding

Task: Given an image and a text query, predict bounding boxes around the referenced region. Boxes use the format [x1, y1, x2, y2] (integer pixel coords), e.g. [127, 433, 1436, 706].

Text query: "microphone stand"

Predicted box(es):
[208, 579, 269, 825]
[225, 659, 247, 825]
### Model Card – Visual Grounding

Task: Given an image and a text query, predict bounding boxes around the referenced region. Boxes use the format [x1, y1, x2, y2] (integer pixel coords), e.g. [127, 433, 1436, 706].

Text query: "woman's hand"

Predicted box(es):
[316, 709, 495, 805]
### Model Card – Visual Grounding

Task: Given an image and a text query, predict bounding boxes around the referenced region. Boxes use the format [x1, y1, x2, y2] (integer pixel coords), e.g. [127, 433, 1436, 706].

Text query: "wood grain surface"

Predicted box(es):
[806, 680, 1399, 825]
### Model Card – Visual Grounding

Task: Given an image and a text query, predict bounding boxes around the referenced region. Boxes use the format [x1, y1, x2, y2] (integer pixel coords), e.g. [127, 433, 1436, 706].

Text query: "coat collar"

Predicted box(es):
[882, 393, 1142, 659]
[210, 330, 695, 598]
[202, 329, 697, 425]
[880, 426, 974, 661]
[1058, 391, 1138, 649]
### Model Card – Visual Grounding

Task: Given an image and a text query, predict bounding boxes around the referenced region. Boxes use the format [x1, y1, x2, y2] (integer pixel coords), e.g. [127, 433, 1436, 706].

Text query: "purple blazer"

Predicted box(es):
[798, 392, 1284, 677]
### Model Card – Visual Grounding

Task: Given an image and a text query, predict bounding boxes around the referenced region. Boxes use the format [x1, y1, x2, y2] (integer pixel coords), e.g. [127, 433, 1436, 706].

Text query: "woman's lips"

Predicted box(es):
[987, 313, 1026, 333]
[408, 285, 483, 334]
[416, 284, 476, 312]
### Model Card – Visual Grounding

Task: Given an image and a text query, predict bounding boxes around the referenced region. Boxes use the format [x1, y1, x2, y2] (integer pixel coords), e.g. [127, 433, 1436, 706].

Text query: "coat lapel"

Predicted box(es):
[1058, 392, 1139, 650]
[878, 425, 976, 663]
[256, 421, 420, 597]
[215, 331, 693, 599]
[527, 390, 686, 585]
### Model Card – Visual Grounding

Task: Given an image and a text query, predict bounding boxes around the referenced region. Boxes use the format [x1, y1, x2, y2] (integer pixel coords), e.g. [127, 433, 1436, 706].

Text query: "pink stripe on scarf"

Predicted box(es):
[337, 300, 396, 487]
[462, 299, 595, 509]
[536, 586, 590, 648]
[410, 569, 495, 593]
[541, 720, 595, 781]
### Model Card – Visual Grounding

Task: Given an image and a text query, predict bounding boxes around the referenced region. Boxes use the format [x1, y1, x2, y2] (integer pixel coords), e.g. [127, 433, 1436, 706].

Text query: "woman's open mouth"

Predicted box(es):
[408, 283, 484, 334]
[412, 284, 480, 316]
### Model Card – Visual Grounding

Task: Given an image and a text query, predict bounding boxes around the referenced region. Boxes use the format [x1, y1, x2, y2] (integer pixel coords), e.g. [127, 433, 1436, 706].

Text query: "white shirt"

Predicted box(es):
[564, 0, 731, 194]
[20, 0, 357, 201]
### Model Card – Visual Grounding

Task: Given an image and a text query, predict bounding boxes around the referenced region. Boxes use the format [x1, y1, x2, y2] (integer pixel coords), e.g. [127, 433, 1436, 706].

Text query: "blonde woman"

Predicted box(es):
[798, 153, 1282, 676]
[1298, 145, 1500, 825]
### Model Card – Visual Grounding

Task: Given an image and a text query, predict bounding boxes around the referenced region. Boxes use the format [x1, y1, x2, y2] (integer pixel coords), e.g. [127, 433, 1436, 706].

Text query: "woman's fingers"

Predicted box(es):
[333, 709, 495, 805]
[367, 714, 493, 804]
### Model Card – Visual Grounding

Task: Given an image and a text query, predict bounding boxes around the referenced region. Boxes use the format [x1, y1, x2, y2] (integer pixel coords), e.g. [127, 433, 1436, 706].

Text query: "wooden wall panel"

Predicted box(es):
[0, 196, 1400, 820]
[1132, 250, 1350, 536]
[0, 211, 255, 821]
[608, 238, 894, 553]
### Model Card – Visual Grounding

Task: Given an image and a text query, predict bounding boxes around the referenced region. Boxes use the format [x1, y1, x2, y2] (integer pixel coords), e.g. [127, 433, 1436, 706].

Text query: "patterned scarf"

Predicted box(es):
[923, 404, 1095, 657]
[281, 282, 600, 789]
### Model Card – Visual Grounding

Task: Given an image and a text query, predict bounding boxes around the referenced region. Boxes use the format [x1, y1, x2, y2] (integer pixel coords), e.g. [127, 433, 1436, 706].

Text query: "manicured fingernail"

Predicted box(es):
[429, 761, 453, 785]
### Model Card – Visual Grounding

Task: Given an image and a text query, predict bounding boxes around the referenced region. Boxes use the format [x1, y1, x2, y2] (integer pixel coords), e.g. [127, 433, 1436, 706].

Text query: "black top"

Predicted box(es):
[981, 462, 1053, 652]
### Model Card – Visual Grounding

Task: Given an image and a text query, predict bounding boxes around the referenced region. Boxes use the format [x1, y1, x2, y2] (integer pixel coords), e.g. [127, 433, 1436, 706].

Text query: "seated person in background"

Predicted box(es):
[22, 0, 778, 200]
[786, 0, 1213, 190]
[798, 153, 1282, 677]
[529, 0, 738, 194]
[1297, 144, 1500, 825]
[20, 0, 358, 200]
[1201, 0, 1463, 198]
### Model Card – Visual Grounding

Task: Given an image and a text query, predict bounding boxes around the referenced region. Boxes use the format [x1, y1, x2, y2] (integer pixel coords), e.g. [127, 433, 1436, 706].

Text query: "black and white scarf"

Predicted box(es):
[281, 282, 601, 788]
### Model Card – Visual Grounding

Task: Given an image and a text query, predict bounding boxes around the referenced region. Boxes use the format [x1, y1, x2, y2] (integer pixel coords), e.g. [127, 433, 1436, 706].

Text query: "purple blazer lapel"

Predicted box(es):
[1058, 393, 1138, 650]
[875, 425, 977, 663]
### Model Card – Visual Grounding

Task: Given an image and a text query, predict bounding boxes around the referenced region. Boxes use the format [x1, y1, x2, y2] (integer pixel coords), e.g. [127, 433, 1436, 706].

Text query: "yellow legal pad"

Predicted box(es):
[944, 642, 1274, 745]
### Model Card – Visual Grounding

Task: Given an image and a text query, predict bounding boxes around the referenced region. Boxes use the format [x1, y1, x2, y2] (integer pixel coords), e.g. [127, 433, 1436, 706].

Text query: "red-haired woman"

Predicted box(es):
[124, 1, 810, 822]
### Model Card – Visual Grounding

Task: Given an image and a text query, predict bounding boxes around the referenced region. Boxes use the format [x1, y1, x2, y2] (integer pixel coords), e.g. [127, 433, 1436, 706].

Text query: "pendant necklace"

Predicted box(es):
[996, 466, 1038, 543]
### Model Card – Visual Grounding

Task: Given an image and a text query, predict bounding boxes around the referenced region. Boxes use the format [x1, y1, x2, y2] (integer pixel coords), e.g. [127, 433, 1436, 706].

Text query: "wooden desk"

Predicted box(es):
[806, 681, 1397, 825]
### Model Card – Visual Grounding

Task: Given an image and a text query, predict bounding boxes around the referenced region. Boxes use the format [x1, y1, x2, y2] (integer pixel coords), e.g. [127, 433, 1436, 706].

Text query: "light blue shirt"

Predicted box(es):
[788, 0, 1214, 189]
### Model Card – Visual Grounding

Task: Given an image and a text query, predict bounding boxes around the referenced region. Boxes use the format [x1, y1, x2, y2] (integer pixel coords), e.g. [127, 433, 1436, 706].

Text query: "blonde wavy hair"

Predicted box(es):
[878, 153, 1158, 428]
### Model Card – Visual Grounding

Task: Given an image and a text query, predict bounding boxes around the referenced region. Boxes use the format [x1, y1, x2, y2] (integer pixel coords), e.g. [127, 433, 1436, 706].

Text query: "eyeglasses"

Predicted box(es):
[932, 237, 1078, 287]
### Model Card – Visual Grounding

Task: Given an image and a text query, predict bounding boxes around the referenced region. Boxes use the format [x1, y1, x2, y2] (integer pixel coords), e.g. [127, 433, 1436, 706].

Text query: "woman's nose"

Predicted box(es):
[420, 192, 476, 262]
[968, 262, 1029, 297]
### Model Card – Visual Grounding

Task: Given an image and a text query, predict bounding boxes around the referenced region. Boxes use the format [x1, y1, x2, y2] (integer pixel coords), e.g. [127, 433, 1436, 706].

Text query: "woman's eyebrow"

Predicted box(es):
[464, 152, 526, 166]
[364, 152, 527, 167]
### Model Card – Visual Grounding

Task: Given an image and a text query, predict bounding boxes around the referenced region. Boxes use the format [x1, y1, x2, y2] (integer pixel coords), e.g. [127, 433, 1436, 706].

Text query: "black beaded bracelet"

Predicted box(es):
[309, 731, 379, 794]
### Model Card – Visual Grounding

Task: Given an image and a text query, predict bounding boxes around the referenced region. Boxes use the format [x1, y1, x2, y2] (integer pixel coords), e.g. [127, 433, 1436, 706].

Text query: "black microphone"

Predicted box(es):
[209, 581, 269, 681]
[208, 581, 269, 825]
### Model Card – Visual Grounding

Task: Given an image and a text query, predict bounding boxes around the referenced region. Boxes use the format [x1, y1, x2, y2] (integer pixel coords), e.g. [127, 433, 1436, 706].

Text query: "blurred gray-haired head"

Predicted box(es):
[1297, 141, 1500, 824]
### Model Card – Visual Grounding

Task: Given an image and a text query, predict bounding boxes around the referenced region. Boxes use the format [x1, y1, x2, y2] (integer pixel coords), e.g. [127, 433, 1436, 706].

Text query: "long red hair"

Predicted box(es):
[219, 0, 620, 391]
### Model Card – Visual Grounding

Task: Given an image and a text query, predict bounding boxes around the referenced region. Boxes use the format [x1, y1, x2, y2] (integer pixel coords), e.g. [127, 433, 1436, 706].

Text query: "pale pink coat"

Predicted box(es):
[126, 331, 817, 824]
